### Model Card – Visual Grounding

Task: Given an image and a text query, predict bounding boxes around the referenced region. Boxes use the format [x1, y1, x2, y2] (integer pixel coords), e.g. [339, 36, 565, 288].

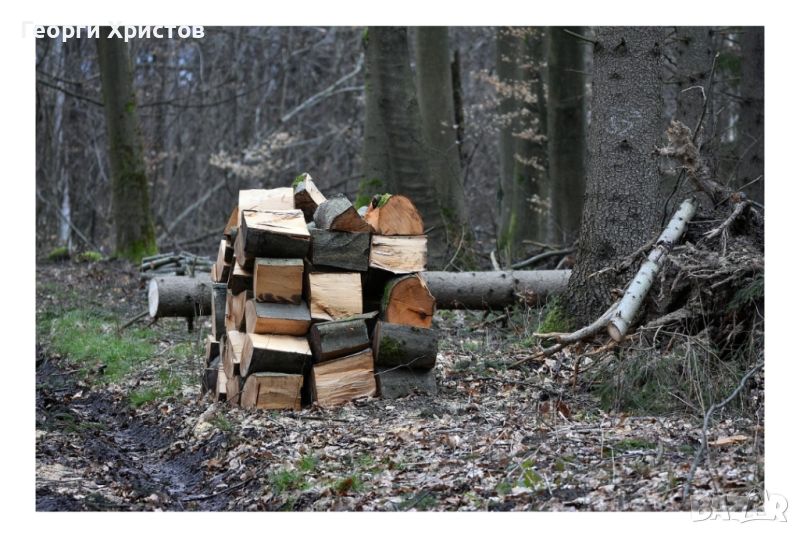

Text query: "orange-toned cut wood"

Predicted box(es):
[364, 194, 424, 235]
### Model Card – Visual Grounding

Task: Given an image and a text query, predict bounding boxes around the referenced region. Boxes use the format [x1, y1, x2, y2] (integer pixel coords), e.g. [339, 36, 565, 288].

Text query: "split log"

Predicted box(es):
[369, 235, 427, 274]
[240, 372, 303, 410]
[147, 273, 212, 319]
[240, 333, 312, 376]
[227, 263, 253, 296]
[307, 272, 363, 321]
[309, 317, 370, 362]
[421, 270, 571, 309]
[224, 330, 246, 379]
[233, 228, 254, 270]
[226, 374, 242, 406]
[245, 299, 311, 336]
[239, 209, 310, 259]
[226, 289, 249, 332]
[310, 349, 376, 408]
[364, 194, 424, 235]
[213, 239, 234, 283]
[374, 367, 437, 399]
[381, 274, 435, 328]
[254, 258, 304, 304]
[313, 193, 371, 233]
[205, 334, 220, 365]
[223, 206, 238, 241]
[215, 359, 228, 402]
[211, 283, 227, 340]
[372, 321, 437, 369]
[239, 187, 294, 212]
[293, 173, 327, 222]
[310, 229, 370, 272]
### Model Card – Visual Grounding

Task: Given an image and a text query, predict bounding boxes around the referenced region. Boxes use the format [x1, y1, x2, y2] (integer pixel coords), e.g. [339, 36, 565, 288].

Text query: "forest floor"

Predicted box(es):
[35, 260, 764, 512]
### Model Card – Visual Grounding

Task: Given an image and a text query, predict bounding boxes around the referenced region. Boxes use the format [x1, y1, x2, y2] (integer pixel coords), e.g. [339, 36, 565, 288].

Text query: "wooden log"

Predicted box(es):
[364, 194, 424, 235]
[227, 263, 253, 296]
[421, 270, 571, 309]
[362, 268, 394, 312]
[374, 367, 437, 399]
[213, 239, 233, 283]
[310, 349, 376, 408]
[224, 330, 246, 379]
[147, 273, 213, 318]
[372, 321, 437, 369]
[239, 187, 294, 212]
[226, 374, 242, 406]
[381, 274, 435, 328]
[307, 272, 363, 321]
[205, 334, 220, 365]
[293, 173, 327, 222]
[233, 229, 254, 270]
[245, 299, 311, 336]
[313, 193, 371, 233]
[309, 229, 370, 272]
[369, 235, 427, 274]
[211, 283, 227, 340]
[240, 209, 310, 259]
[240, 333, 312, 376]
[224, 206, 239, 241]
[227, 289, 250, 332]
[240, 372, 303, 410]
[202, 356, 220, 395]
[253, 258, 304, 304]
[215, 359, 228, 402]
[308, 317, 370, 362]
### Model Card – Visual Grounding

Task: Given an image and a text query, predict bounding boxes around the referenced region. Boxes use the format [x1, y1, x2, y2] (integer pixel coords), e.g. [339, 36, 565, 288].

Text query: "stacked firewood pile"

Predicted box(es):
[201, 174, 438, 409]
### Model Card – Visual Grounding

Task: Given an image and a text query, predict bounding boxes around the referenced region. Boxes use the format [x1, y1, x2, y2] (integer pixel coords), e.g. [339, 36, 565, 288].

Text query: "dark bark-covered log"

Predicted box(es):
[372, 321, 437, 369]
[240, 333, 312, 376]
[233, 228, 254, 270]
[245, 299, 311, 336]
[227, 263, 253, 296]
[147, 273, 212, 318]
[307, 272, 363, 321]
[205, 334, 220, 365]
[313, 193, 371, 233]
[381, 274, 435, 328]
[362, 268, 395, 312]
[211, 283, 227, 340]
[421, 270, 570, 309]
[375, 366, 437, 399]
[309, 317, 370, 362]
[240, 372, 303, 410]
[254, 258, 303, 304]
[240, 209, 310, 259]
[293, 173, 326, 222]
[226, 374, 242, 406]
[364, 194, 425, 236]
[369, 235, 427, 274]
[224, 330, 246, 380]
[202, 356, 220, 395]
[310, 229, 370, 272]
[311, 349, 376, 408]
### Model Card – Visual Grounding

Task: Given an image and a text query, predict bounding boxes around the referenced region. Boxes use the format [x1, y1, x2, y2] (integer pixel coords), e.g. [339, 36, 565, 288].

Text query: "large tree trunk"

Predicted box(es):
[414, 27, 467, 243]
[565, 27, 668, 325]
[737, 27, 764, 205]
[547, 27, 588, 245]
[496, 28, 548, 264]
[363, 27, 447, 268]
[96, 27, 157, 262]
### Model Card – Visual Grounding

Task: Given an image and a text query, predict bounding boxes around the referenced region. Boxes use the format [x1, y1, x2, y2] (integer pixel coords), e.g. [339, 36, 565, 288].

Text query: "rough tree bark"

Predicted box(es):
[737, 27, 764, 205]
[96, 27, 157, 262]
[415, 27, 467, 241]
[565, 27, 668, 325]
[547, 27, 588, 245]
[363, 26, 447, 268]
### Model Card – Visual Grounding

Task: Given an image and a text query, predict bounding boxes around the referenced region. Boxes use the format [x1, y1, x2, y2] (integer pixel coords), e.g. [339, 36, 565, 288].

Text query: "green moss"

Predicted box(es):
[361, 27, 369, 46]
[537, 298, 572, 335]
[376, 193, 392, 208]
[47, 246, 70, 262]
[354, 178, 383, 209]
[379, 336, 404, 359]
[117, 236, 157, 264]
[292, 173, 307, 188]
[77, 251, 104, 263]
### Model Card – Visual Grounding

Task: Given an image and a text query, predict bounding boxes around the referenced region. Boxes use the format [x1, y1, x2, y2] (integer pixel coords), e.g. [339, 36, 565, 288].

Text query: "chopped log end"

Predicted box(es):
[245, 299, 311, 336]
[241, 372, 303, 410]
[311, 349, 376, 408]
[308, 272, 363, 321]
[607, 321, 625, 342]
[375, 367, 437, 399]
[314, 194, 371, 233]
[364, 194, 424, 236]
[369, 235, 427, 274]
[382, 274, 436, 328]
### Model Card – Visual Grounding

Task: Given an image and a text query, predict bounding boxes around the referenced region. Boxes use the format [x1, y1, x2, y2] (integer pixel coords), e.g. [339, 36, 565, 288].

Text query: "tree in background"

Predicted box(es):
[565, 27, 668, 324]
[546, 27, 588, 246]
[737, 27, 764, 205]
[96, 27, 157, 262]
[363, 26, 447, 268]
[495, 28, 549, 264]
[414, 27, 468, 249]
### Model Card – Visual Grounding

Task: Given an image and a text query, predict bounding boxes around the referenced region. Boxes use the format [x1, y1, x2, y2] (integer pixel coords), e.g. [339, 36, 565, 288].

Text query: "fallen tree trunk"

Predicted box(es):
[421, 270, 570, 309]
[148, 273, 212, 319]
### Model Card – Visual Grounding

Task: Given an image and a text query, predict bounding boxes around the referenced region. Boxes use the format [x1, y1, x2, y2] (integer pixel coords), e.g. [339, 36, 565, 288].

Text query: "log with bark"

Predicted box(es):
[240, 372, 303, 410]
[202, 356, 220, 395]
[381, 274, 435, 328]
[374, 367, 437, 399]
[211, 283, 227, 340]
[421, 270, 571, 309]
[310, 349, 376, 408]
[245, 299, 311, 336]
[310, 229, 370, 272]
[227, 263, 253, 295]
[205, 334, 220, 365]
[226, 289, 250, 332]
[372, 321, 438, 369]
[253, 258, 304, 304]
[369, 235, 427, 274]
[223, 330, 246, 379]
[293, 173, 326, 222]
[240, 333, 312, 376]
[308, 316, 371, 362]
[364, 194, 424, 235]
[239, 209, 310, 260]
[147, 273, 213, 319]
[313, 193, 371, 233]
[307, 272, 363, 321]
[213, 239, 233, 282]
